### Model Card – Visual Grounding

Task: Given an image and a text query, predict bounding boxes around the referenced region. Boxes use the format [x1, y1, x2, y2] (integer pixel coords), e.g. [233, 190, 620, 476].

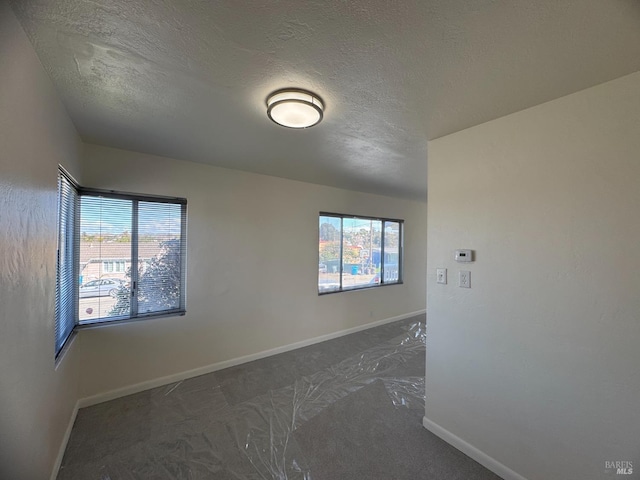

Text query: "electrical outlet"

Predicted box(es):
[436, 268, 447, 284]
[459, 270, 471, 288]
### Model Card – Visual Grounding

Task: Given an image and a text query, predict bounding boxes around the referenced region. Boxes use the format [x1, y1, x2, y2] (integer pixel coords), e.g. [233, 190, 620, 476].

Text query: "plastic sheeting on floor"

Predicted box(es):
[58, 321, 425, 480]
[227, 321, 426, 479]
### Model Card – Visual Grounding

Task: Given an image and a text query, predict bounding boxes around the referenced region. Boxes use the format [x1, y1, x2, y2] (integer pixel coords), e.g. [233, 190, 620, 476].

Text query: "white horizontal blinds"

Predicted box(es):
[54, 181, 186, 348]
[78, 196, 133, 323]
[137, 201, 185, 315]
[55, 171, 78, 357]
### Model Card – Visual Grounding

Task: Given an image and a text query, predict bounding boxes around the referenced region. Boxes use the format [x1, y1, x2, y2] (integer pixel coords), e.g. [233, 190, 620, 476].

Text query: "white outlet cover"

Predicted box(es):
[459, 270, 471, 288]
[436, 268, 447, 284]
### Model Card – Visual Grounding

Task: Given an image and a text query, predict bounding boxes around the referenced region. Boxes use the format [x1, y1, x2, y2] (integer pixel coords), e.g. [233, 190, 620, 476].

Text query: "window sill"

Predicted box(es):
[318, 281, 403, 296]
[76, 310, 186, 330]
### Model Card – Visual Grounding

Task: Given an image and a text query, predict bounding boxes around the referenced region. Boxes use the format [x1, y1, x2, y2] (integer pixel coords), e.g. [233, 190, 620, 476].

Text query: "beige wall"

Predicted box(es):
[0, 3, 83, 479]
[425, 72, 640, 480]
[79, 144, 427, 398]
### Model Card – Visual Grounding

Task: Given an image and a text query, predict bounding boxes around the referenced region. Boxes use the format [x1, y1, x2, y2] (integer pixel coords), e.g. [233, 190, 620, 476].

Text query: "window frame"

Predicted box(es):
[318, 212, 404, 295]
[55, 167, 187, 357]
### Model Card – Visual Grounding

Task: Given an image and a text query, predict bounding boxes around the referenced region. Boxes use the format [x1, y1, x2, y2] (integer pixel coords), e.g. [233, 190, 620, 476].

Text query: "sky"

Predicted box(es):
[319, 215, 400, 233]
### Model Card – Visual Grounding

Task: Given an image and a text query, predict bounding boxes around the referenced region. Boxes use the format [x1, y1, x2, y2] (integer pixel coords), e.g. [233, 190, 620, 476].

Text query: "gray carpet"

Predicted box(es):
[58, 314, 502, 480]
[294, 379, 500, 480]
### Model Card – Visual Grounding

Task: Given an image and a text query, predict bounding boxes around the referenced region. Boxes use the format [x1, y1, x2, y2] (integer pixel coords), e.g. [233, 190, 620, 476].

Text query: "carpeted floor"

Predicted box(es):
[58, 314, 502, 480]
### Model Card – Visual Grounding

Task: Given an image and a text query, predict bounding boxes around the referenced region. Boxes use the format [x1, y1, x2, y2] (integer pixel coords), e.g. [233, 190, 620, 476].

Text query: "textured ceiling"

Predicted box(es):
[10, 0, 640, 200]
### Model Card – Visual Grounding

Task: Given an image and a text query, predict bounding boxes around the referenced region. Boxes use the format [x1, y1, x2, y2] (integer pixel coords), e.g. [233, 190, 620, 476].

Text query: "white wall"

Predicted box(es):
[425, 72, 640, 480]
[79, 144, 427, 398]
[0, 3, 83, 479]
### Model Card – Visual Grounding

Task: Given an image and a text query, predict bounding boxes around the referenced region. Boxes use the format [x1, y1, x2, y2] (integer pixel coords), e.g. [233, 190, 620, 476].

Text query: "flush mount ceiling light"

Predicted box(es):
[266, 89, 324, 129]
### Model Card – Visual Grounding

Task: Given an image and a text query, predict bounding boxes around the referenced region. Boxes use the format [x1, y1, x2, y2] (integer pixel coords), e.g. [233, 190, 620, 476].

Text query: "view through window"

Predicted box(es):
[318, 213, 403, 294]
[78, 196, 186, 324]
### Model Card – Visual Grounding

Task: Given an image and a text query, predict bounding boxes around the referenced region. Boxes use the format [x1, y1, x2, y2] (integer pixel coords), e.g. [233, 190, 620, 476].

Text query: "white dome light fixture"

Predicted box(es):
[266, 89, 324, 129]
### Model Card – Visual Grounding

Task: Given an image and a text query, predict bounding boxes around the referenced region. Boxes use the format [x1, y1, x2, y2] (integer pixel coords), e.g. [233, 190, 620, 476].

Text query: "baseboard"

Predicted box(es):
[422, 416, 529, 480]
[78, 309, 426, 408]
[50, 399, 80, 480]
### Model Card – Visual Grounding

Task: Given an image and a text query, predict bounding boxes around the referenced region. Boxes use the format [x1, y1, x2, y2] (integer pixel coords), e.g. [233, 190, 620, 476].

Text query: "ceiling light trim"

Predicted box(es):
[266, 88, 324, 129]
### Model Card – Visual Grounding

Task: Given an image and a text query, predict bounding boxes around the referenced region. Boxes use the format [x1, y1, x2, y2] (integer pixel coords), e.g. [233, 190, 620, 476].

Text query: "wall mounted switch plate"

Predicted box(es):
[436, 268, 447, 284]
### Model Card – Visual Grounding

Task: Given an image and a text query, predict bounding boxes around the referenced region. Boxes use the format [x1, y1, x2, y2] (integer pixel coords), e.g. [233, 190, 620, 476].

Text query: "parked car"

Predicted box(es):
[79, 278, 124, 298]
[318, 263, 328, 273]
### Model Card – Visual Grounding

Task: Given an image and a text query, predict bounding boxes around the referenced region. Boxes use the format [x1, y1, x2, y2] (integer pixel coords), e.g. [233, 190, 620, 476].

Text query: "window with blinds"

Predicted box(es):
[55, 166, 187, 357]
[78, 194, 187, 324]
[55, 170, 78, 358]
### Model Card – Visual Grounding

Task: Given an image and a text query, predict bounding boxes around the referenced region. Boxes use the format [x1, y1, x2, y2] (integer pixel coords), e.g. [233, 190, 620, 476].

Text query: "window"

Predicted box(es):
[318, 213, 403, 294]
[55, 170, 79, 358]
[55, 167, 187, 357]
[102, 261, 125, 273]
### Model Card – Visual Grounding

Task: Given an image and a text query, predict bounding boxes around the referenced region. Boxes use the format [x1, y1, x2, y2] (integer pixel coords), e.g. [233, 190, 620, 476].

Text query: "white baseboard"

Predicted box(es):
[422, 416, 529, 480]
[50, 399, 80, 480]
[78, 309, 425, 408]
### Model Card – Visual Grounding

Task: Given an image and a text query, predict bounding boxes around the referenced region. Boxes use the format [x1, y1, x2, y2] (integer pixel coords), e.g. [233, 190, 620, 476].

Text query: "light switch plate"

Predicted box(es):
[436, 268, 447, 284]
[459, 270, 471, 288]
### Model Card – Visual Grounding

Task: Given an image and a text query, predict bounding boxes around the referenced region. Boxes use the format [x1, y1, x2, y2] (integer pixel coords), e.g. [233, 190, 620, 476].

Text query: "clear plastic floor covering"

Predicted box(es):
[58, 321, 426, 479]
